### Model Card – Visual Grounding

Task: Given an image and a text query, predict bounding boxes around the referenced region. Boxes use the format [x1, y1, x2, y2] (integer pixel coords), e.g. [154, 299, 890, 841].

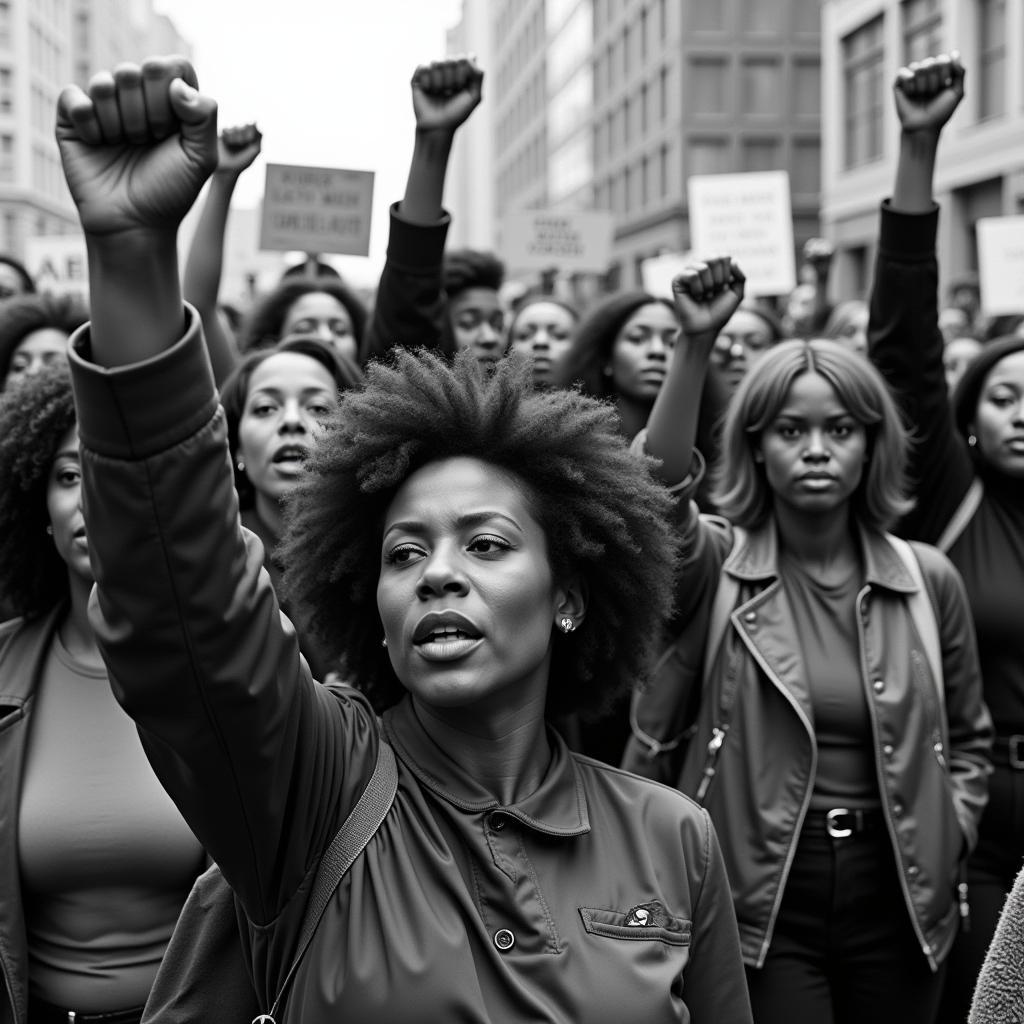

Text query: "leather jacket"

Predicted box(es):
[622, 494, 993, 971]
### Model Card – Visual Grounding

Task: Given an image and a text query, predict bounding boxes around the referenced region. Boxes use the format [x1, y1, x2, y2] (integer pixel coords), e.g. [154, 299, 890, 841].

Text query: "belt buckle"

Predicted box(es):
[1010, 735, 1024, 770]
[826, 807, 853, 839]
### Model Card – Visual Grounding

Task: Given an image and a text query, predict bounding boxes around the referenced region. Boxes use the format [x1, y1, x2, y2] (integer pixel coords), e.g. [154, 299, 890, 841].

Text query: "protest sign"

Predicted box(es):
[25, 235, 88, 299]
[977, 215, 1024, 316]
[501, 210, 614, 273]
[640, 251, 694, 299]
[687, 170, 796, 297]
[260, 163, 374, 256]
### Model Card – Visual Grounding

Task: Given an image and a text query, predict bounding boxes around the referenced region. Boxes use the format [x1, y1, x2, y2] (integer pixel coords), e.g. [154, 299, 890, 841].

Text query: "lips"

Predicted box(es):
[413, 610, 483, 645]
[271, 444, 310, 465]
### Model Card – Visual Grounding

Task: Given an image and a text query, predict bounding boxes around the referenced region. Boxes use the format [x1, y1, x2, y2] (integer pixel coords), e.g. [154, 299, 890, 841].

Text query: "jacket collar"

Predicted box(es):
[724, 520, 917, 594]
[382, 696, 591, 838]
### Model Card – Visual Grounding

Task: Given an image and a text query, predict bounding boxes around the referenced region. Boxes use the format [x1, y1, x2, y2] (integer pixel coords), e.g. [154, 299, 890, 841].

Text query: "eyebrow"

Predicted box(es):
[52, 448, 79, 461]
[248, 386, 335, 398]
[384, 509, 524, 537]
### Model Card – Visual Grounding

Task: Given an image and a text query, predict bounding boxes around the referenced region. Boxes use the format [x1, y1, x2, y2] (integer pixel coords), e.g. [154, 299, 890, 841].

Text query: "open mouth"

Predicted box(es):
[272, 445, 309, 465]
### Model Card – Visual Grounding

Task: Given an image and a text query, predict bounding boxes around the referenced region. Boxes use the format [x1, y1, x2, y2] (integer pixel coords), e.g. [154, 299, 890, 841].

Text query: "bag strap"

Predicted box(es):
[935, 478, 983, 554]
[886, 535, 947, 744]
[262, 740, 399, 1023]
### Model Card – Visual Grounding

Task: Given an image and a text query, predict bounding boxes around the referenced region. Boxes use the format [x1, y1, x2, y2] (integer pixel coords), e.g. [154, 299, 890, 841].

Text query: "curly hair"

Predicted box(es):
[0, 364, 77, 615]
[712, 338, 913, 532]
[220, 337, 365, 509]
[442, 248, 505, 300]
[278, 348, 678, 718]
[0, 292, 88, 385]
[236, 279, 368, 355]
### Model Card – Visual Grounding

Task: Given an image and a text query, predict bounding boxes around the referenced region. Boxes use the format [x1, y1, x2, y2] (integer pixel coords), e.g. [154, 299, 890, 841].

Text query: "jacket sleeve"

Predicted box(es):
[681, 808, 754, 1024]
[917, 542, 993, 852]
[867, 202, 976, 543]
[360, 203, 452, 364]
[68, 307, 378, 927]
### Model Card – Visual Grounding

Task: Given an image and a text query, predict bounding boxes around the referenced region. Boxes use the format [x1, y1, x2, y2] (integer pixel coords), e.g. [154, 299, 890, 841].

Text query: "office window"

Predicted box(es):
[843, 16, 885, 167]
[659, 65, 669, 122]
[689, 56, 729, 115]
[793, 58, 821, 118]
[0, 133, 12, 182]
[687, 136, 729, 177]
[978, 0, 1006, 119]
[640, 83, 649, 131]
[659, 144, 669, 198]
[741, 138, 780, 172]
[902, 0, 943, 63]
[0, 67, 12, 115]
[641, 155, 649, 206]
[792, 138, 822, 195]
[742, 57, 782, 116]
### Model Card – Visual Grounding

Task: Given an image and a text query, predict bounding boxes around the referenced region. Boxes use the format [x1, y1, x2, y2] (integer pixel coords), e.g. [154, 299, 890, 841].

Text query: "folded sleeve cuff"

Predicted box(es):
[69, 303, 219, 460]
[878, 200, 939, 257]
[386, 202, 451, 272]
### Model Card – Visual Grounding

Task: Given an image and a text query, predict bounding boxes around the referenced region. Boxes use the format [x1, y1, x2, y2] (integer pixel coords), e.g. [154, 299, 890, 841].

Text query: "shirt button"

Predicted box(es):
[873, 679, 885, 693]
[494, 928, 515, 952]
[744, 611, 757, 623]
[883, 744, 894, 757]
[489, 813, 506, 831]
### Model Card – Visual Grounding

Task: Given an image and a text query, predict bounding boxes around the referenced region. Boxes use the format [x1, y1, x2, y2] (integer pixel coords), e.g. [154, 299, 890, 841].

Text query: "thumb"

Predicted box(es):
[168, 77, 218, 171]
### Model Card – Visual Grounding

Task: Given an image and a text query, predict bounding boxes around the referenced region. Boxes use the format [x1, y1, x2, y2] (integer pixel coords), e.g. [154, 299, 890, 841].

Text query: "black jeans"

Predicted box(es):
[936, 761, 1024, 1024]
[745, 819, 946, 1024]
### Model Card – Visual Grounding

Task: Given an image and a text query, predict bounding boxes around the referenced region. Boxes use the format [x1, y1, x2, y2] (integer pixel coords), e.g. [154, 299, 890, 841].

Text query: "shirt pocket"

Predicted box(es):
[579, 903, 691, 946]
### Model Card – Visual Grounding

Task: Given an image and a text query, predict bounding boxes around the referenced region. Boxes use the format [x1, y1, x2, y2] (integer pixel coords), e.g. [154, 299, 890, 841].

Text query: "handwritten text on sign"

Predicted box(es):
[260, 164, 374, 256]
[501, 211, 614, 272]
[687, 171, 796, 297]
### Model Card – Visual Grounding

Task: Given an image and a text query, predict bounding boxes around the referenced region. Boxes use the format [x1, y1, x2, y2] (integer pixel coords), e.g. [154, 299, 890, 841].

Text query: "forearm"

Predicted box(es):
[183, 172, 237, 312]
[399, 129, 454, 224]
[892, 129, 940, 213]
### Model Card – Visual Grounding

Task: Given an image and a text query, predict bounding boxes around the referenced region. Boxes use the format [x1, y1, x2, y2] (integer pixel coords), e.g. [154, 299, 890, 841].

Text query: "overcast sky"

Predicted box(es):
[152, 0, 464, 282]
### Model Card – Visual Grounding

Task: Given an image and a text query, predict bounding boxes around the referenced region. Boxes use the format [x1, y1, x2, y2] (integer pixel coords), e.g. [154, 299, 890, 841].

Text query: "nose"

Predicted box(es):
[475, 322, 502, 351]
[530, 329, 551, 353]
[804, 428, 830, 460]
[313, 321, 335, 342]
[415, 543, 470, 599]
[278, 399, 309, 433]
[647, 336, 669, 360]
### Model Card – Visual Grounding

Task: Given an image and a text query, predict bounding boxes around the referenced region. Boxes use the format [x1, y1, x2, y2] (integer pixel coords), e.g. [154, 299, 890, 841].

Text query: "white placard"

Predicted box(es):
[24, 235, 88, 299]
[640, 251, 694, 299]
[260, 163, 374, 256]
[687, 171, 796, 297]
[976, 216, 1024, 316]
[501, 210, 615, 273]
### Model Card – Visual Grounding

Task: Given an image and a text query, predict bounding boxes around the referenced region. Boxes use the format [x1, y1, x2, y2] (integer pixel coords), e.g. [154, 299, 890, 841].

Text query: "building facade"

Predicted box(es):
[821, 0, 1024, 305]
[491, 0, 823, 293]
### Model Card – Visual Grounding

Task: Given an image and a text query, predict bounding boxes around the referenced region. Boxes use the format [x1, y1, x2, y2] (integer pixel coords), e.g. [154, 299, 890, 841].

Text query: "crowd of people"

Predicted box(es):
[0, 43, 1022, 1024]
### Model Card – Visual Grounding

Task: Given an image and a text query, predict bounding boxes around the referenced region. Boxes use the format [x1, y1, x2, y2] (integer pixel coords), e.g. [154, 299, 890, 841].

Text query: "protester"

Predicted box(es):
[0, 255, 35, 299]
[713, 297, 785, 395]
[823, 298, 869, 357]
[443, 247, 507, 367]
[943, 331, 983, 395]
[182, 121, 262, 384]
[866, 51, 1024, 1024]
[622, 253, 992, 1024]
[784, 237, 835, 338]
[506, 292, 578, 388]
[0, 366, 204, 1024]
[0, 292, 87, 391]
[219, 336, 363, 679]
[55, 56, 754, 1024]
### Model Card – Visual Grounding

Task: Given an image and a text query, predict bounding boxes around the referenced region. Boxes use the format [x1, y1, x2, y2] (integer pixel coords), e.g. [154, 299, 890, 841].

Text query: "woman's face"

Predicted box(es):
[609, 303, 678, 403]
[943, 336, 983, 395]
[236, 352, 340, 505]
[378, 456, 579, 720]
[6, 328, 69, 389]
[280, 292, 356, 363]
[757, 371, 868, 519]
[713, 310, 775, 394]
[46, 424, 92, 584]
[508, 301, 576, 387]
[449, 287, 506, 369]
[972, 350, 1024, 478]
[831, 306, 869, 357]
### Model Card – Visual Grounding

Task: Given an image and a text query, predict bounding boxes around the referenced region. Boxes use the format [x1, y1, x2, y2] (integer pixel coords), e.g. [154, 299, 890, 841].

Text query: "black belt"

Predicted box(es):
[992, 735, 1024, 770]
[28, 996, 144, 1024]
[802, 806, 884, 839]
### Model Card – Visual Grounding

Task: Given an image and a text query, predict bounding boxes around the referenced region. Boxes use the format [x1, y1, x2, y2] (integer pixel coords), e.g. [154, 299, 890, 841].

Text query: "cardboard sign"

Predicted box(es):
[687, 171, 796, 297]
[640, 251, 695, 299]
[501, 210, 614, 273]
[260, 163, 374, 256]
[25, 235, 88, 299]
[976, 215, 1024, 316]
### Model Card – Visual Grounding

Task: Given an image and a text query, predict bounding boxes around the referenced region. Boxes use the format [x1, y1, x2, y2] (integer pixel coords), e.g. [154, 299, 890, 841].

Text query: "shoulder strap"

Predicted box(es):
[935, 478, 983, 554]
[886, 536, 946, 743]
[264, 740, 399, 1022]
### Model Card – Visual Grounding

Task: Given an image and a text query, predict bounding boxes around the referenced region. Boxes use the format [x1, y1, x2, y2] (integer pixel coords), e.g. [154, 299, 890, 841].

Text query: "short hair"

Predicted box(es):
[0, 364, 77, 615]
[278, 348, 678, 718]
[554, 290, 669, 397]
[237, 279, 368, 355]
[442, 249, 505, 301]
[220, 337, 364, 509]
[712, 338, 913, 532]
[0, 254, 36, 295]
[0, 292, 88, 386]
[952, 334, 1024, 441]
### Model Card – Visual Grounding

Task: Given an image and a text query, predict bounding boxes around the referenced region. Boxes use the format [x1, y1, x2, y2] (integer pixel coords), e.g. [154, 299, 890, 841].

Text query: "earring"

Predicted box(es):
[236, 459, 246, 473]
[381, 637, 388, 648]
[559, 616, 576, 634]
[968, 434, 977, 448]
[45, 524, 53, 535]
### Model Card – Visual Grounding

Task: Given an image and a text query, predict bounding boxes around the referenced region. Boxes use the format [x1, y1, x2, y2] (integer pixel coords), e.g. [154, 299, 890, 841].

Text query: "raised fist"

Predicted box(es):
[671, 258, 746, 338]
[410, 56, 484, 133]
[894, 52, 965, 134]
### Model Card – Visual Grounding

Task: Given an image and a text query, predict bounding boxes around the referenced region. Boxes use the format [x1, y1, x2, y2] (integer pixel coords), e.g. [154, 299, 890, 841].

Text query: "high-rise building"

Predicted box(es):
[3, 0, 190, 260]
[822, 0, 1024, 305]
[491, 0, 823, 291]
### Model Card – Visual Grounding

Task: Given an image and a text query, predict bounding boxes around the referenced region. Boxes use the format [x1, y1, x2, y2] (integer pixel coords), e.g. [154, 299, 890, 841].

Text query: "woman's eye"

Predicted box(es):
[57, 467, 81, 485]
[328, 321, 351, 336]
[385, 544, 424, 566]
[830, 423, 854, 438]
[468, 535, 510, 555]
[290, 319, 315, 333]
[777, 424, 800, 440]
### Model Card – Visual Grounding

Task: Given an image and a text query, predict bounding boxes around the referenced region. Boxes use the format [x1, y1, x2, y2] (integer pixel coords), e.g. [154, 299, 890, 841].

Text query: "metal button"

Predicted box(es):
[744, 611, 757, 623]
[490, 813, 506, 831]
[883, 744, 894, 757]
[494, 928, 515, 951]
[893, 802, 903, 816]
[873, 679, 885, 693]
[908, 864, 919, 879]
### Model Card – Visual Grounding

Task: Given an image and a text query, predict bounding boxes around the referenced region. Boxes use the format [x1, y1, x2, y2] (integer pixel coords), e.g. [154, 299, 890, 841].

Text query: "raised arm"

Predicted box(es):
[867, 52, 974, 540]
[182, 122, 262, 384]
[361, 57, 483, 362]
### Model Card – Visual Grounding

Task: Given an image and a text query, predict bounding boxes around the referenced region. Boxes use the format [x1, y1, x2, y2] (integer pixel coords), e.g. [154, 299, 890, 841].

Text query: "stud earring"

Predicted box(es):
[968, 434, 977, 448]
[45, 524, 53, 535]
[559, 616, 576, 634]
[236, 459, 246, 473]
[381, 637, 388, 648]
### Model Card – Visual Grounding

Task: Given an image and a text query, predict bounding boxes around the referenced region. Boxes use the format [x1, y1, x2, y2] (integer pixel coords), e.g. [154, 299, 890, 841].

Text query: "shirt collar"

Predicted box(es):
[382, 696, 591, 837]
